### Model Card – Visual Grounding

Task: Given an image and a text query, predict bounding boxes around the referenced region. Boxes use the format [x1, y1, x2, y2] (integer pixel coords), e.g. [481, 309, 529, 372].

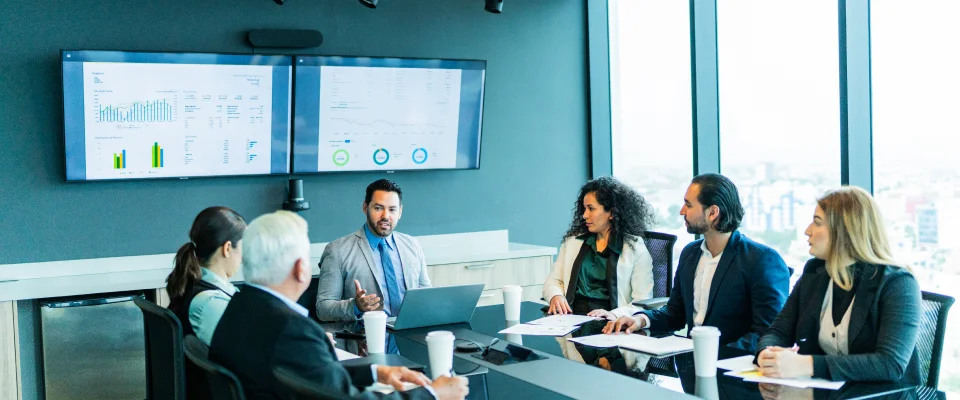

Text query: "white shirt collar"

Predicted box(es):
[699, 240, 723, 262]
[245, 283, 309, 318]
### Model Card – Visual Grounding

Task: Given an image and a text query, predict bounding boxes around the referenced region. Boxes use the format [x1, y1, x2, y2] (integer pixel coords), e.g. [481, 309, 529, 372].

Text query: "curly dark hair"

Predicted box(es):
[564, 176, 656, 248]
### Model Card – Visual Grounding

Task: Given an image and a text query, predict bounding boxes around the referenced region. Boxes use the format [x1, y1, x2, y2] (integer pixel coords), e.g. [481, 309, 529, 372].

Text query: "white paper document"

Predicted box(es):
[617, 335, 693, 356]
[716, 355, 758, 372]
[567, 334, 627, 348]
[725, 370, 845, 390]
[744, 375, 845, 390]
[526, 314, 600, 327]
[335, 348, 361, 361]
[370, 382, 419, 394]
[498, 323, 579, 336]
[568, 334, 694, 356]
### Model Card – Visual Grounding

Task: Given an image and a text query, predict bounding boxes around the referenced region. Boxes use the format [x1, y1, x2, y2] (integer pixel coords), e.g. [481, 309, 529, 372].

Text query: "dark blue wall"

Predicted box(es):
[0, 0, 590, 265]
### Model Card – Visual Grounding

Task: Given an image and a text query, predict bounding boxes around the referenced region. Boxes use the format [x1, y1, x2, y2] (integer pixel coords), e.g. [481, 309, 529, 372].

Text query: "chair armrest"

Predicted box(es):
[631, 297, 669, 310]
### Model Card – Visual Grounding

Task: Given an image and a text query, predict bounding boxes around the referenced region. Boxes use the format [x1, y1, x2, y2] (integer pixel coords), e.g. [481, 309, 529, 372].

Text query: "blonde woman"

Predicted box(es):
[755, 186, 921, 384]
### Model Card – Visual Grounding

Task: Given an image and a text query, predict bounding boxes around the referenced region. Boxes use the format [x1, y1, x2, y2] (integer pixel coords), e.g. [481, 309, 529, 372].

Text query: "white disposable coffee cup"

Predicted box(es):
[502, 285, 522, 321]
[690, 326, 721, 377]
[425, 330, 456, 379]
[505, 333, 523, 345]
[504, 320, 523, 345]
[363, 311, 387, 355]
[695, 376, 720, 400]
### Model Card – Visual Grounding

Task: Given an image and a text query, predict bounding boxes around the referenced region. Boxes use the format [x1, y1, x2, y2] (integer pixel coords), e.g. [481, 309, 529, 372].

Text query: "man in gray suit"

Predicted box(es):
[316, 179, 432, 322]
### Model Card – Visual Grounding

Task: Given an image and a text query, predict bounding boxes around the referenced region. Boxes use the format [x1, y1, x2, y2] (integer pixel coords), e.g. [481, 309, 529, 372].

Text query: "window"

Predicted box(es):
[609, 0, 695, 258]
[872, 1, 960, 391]
[716, 0, 841, 276]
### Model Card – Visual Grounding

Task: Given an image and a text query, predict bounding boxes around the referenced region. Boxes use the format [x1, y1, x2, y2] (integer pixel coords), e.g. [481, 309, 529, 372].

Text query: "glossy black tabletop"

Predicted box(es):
[326, 302, 946, 400]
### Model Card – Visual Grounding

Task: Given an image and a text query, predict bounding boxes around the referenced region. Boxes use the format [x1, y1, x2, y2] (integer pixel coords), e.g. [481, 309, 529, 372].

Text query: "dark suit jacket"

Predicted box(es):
[758, 259, 922, 384]
[209, 286, 433, 400]
[642, 231, 791, 352]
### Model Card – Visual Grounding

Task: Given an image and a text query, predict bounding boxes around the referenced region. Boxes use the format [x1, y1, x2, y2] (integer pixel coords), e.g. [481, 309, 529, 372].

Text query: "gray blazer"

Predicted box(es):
[315, 228, 431, 322]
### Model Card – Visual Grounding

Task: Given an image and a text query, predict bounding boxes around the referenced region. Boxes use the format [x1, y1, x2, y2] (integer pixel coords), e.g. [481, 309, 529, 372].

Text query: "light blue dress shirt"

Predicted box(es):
[189, 268, 239, 346]
[245, 283, 309, 317]
[362, 224, 407, 313]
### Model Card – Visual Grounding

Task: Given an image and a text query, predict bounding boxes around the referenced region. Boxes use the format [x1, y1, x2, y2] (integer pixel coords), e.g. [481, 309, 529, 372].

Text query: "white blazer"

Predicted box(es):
[542, 235, 654, 318]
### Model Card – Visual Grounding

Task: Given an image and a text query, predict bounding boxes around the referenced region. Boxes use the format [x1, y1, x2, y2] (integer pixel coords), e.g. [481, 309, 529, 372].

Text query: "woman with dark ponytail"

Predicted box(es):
[166, 206, 246, 346]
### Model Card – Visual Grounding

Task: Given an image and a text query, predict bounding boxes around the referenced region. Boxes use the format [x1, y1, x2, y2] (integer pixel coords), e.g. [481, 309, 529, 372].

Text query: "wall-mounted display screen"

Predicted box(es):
[62, 50, 293, 181]
[292, 55, 485, 173]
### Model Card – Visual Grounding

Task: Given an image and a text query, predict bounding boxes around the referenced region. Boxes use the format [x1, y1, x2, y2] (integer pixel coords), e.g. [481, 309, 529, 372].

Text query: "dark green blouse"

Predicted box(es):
[574, 234, 622, 301]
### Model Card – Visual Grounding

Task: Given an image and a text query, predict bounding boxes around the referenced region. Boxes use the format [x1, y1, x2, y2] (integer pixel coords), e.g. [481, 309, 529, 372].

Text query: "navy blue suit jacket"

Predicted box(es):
[642, 230, 791, 353]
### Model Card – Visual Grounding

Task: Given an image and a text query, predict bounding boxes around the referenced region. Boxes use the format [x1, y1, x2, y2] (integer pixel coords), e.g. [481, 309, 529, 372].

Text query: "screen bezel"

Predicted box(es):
[289, 54, 486, 175]
[60, 49, 294, 182]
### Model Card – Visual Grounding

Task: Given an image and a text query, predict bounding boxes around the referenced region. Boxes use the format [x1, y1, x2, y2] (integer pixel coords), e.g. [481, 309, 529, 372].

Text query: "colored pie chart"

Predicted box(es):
[373, 148, 390, 165]
[412, 148, 428, 164]
[332, 149, 350, 166]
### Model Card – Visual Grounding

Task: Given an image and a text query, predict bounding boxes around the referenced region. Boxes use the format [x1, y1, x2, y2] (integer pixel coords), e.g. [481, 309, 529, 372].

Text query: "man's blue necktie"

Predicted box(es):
[378, 241, 403, 317]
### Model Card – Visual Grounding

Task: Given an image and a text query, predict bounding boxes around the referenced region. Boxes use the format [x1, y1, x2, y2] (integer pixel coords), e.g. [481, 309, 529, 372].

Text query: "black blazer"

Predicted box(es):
[758, 259, 922, 384]
[642, 231, 791, 353]
[208, 286, 433, 400]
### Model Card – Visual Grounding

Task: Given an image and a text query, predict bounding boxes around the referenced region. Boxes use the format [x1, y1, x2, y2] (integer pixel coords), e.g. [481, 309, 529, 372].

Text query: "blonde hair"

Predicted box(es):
[816, 186, 909, 291]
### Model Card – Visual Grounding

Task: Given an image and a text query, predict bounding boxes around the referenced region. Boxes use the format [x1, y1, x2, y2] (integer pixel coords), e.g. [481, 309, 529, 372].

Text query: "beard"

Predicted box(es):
[367, 215, 394, 237]
[685, 215, 709, 235]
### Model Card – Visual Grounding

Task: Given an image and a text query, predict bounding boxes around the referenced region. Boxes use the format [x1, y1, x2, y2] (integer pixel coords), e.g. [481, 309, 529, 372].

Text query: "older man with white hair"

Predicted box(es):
[208, 211, 468, 400]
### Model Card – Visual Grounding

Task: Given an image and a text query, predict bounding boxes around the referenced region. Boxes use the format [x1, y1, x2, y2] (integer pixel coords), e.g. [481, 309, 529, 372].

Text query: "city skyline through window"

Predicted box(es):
[607, 2, 957, 388]
[717, 0, 841, 279]
[609, 0, 695, 258]
[872, 0, 960, 391]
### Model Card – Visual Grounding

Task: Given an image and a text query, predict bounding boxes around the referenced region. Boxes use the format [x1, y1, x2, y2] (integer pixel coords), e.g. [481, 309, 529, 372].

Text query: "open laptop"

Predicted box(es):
[386, 283, 485, 330]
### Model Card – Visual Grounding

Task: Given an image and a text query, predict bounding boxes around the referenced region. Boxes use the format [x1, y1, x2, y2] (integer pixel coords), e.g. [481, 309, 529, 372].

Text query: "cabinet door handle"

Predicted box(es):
[42, 294, 141, 309]
[464, 263, 494, 270]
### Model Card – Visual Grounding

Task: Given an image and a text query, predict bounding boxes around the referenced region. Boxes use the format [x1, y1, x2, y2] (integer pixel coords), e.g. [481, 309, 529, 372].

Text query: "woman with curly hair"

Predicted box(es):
[542, 176, 656, 320]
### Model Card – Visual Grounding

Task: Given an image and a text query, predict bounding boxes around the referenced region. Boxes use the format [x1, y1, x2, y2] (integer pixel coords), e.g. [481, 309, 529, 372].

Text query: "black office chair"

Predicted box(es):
[297, 276, 321, 321]
[133, 297, 187, 400]
[916, 385, 947, 400]
[917, 291, 955, 389]
[634, 231, 679, 378]
[635, 231, 678, 309]
[183, 334, 247, 400]
[273, 367, 352, 400]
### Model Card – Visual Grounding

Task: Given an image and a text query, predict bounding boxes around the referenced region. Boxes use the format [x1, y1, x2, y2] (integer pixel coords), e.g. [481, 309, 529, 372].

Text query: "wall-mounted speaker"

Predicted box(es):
[248, 29, 323, 49]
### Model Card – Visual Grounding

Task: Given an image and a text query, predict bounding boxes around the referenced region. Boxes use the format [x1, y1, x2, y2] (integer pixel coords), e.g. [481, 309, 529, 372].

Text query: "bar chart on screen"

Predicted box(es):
[95, 98, 176, 123]
[80, 62, 275, 179]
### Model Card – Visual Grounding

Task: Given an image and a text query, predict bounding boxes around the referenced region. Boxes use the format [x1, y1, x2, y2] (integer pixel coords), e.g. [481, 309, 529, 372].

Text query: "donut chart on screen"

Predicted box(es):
[373, 148, 390, 165]
[332, 149, 349, 166]
[412, 148, 428, 164]
[293, 55, 484, 173]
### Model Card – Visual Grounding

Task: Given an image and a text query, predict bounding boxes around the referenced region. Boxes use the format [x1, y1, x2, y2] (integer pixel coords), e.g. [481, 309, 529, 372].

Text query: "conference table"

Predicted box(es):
[324, 302, 948, 400]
